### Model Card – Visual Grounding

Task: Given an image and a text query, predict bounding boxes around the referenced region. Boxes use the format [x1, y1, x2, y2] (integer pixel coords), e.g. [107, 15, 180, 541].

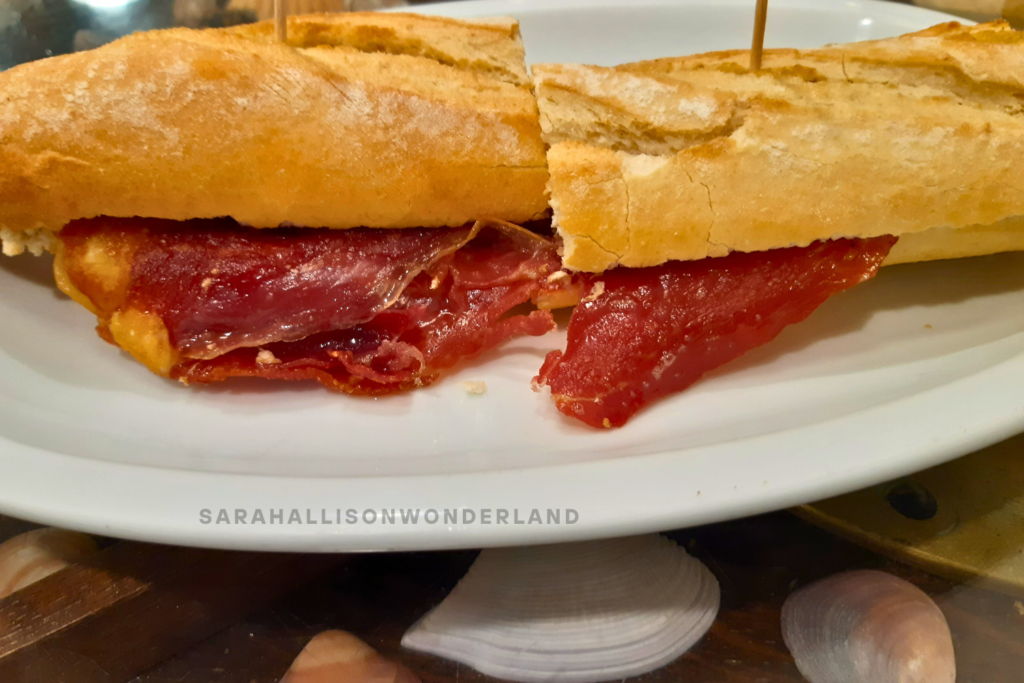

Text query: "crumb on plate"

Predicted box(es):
[462, 380, 487, 395]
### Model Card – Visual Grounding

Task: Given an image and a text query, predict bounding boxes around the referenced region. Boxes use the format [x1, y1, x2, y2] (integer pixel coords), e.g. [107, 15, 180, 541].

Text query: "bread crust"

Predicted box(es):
[0, 13, 549, 233]
[535, 21, 1024, 272]
[224, 13, 532, 86]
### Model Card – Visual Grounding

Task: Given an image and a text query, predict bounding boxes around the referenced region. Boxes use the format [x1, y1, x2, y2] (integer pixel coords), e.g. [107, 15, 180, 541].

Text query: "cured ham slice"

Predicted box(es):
[59, 218, 479, 359]
[535, 236, 897, 428]
[57, 218, 564, 393]
[55, 217, 895, 412]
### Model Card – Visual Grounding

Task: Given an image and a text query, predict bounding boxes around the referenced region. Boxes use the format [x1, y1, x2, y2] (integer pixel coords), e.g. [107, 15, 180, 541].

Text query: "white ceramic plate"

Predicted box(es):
[2, 0, 1014, 552]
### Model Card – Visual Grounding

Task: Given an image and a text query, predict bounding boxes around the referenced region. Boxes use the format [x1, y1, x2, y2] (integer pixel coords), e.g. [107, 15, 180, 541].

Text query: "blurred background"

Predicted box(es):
[0, 0, 414, 71]
[0, 0, 1018, 72]
[914, 0, 1024, 24]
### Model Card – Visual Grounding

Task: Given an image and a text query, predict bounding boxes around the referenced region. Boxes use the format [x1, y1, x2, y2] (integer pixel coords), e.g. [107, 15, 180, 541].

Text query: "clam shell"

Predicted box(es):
[280, 630, 419, 683]
[402, 534, 720, 683]
[0, 528, 98, 600]
[781, 570, 955, 683]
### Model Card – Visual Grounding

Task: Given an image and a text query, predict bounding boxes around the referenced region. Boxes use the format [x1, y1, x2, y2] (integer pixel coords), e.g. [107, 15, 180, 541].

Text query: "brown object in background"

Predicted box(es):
[228, 0, 348, 20]
[120, 510, 1024, 683]
[0, 528, 98, 600]
[349, 0, 410, 8]
[228, 0, 411, 21]
[913, 0, 1024, 25]
[798, 431, 1024, 596]
[0, 509, 1023, 682]
[174, 0, 223, 28]
[0, 541, 346, 683]
[281, 631, 420, 683]
[174, 0, 258, 29]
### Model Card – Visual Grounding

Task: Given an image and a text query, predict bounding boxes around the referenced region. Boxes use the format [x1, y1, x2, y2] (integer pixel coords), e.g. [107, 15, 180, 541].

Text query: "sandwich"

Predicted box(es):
[530, 20, 1024, 427]
[2, 16, 1023, 428]
[0, 13, 572, 394]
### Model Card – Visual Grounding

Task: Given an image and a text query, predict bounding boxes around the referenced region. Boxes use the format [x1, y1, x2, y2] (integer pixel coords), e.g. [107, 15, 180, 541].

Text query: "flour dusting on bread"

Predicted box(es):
[535, 21, 1024, 272]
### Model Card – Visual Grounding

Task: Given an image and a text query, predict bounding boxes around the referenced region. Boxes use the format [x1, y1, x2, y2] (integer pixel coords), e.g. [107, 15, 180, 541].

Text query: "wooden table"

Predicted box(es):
[3, 506, 1022, 682]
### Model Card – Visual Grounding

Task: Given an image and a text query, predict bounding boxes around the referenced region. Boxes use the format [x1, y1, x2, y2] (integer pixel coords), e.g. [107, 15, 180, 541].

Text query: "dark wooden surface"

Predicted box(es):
[0, 512, 1005, 683]
[0, 540, 347, 683]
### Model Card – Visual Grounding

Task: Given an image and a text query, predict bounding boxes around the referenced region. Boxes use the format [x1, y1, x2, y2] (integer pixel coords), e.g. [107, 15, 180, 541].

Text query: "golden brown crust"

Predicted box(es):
[225, 13, 532, 86]
[0, 13, 549, 234]
[535, 21, 1024, 272]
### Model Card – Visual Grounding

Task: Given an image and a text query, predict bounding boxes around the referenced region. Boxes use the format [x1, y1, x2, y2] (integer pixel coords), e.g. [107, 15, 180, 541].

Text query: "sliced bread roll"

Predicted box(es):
[0, 13, 549, 237]
[534, 21, 1024, 272]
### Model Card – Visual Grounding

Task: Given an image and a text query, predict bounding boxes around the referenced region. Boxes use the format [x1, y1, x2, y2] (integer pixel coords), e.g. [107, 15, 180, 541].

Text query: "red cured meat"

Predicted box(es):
[174, 281, 556, 394]
[176, 263, 558, 394]
[61, 218, 563, 394]
[60, 218, 478, 359]
[534, 236, 897, 428]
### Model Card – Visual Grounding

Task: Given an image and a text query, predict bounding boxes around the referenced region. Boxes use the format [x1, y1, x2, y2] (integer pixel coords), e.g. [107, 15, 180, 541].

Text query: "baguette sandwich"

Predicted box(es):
[529, 20, 1024, 426]
[0, 13, 572, 395]
[2, 16, 1023, 427]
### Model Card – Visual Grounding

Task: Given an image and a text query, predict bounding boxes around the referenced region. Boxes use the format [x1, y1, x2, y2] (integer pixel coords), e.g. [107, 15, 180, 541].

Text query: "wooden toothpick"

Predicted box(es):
[750, 0, 769, 71]
[275, 0, 288, 42]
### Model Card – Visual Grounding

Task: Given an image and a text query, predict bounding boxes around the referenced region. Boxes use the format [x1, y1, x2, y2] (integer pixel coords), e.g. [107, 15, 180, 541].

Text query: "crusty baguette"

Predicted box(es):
[534, 21, 1024, 272]
[223, 13, 531, 86]
[0, 13, 549, 235]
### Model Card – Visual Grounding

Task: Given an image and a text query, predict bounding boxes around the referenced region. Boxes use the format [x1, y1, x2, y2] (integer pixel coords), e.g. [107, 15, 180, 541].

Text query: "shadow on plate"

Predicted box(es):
[713, 252, 1024, 379]
[0, 251, 62, 290]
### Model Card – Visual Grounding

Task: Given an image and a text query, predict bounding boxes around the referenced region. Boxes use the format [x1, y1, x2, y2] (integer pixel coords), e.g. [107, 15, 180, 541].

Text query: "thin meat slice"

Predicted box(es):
[58, 217, 565, 394]
[59, 218, 479, 359]
[534, 236, 897, 428]
[175, 278, 557, 394]
[174, 223, 563, 394]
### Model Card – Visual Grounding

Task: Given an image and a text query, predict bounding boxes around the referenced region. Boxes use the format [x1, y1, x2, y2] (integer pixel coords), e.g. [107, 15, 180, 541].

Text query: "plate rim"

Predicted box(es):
[2, 337, 1019, 552]
[1, 0, 1003, 552]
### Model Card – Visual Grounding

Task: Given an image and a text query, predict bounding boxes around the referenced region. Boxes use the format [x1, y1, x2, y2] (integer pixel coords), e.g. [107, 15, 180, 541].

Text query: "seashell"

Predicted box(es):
[280, 630, 419, 683]
[781, 570, 955, 683]
[0, 528, 99, 600]
[402, 534, 720, 683]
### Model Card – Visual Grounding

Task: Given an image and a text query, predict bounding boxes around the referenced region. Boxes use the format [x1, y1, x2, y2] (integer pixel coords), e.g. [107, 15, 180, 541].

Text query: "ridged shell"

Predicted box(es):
[781, 570, 955, 683]
[280, 630, 419, 683]
[402, 534, 719, 683]
[0, 528, 98, 599]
